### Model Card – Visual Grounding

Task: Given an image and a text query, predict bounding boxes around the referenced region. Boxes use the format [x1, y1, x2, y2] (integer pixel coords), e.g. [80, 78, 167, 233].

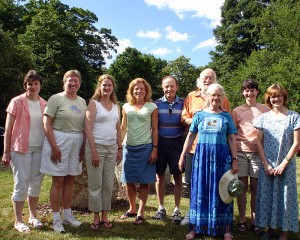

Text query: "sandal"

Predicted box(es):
[185, 230, 196, 240]
[28, 218, 43, 229]
[120, 211, 137, 220]
[238, 222, 247, 232]
[14, 223, 30, 233]
[100, 221, 113, 228]
[90, 222, 100, 230]
[250, 224, 260, 235]
[133, 216, 145, 225]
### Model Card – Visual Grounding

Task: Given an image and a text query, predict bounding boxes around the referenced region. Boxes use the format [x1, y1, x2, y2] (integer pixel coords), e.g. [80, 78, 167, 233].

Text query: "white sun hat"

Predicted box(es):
[219, 170, 244, 204]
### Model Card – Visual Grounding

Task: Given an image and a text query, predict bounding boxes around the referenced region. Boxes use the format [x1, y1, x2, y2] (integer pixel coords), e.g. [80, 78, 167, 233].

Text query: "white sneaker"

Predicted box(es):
[180, 210, 190, 225]
[62, 214, 81, 227]
[53, 218, 65, 233]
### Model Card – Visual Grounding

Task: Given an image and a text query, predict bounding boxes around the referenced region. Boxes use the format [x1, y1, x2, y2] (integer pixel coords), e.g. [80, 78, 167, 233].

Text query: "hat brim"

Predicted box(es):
[218, 170, 238, 204]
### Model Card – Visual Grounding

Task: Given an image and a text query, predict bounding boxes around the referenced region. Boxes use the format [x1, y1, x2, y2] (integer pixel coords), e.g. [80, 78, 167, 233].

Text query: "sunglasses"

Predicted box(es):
[169, 103, 173, 114]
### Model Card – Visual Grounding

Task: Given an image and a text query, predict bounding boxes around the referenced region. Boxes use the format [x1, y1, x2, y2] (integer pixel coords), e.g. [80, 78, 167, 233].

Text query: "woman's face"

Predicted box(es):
[209, 88, 223, 108]
[100, 78, 114, 97]
[270, 94, 284, 108]
[26, 80, 41, 97]
[64, 74, 81, 95]
[133, 82, 146, 101]
[243, 88, 258, 102]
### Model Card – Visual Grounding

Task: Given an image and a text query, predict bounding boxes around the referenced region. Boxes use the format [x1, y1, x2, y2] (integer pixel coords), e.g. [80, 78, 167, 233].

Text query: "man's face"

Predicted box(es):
[198, 70, 216, 91]
[162, 77, 178, 101]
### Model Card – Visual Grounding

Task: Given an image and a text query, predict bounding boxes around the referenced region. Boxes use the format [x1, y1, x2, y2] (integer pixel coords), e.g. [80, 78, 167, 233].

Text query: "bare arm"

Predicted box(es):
[2, 113, 15, 166]
[227, 134, 238, 174]
[273, 128, 300, 176]
[178, 131, 197, 172]
[256, 129, 273, 176]
[85, 101, 99, 167]
[149, 108, 158, 163]
[120, 108, 127, 142]
[116, 106, 123, 165]
[43, 114, 61, 164]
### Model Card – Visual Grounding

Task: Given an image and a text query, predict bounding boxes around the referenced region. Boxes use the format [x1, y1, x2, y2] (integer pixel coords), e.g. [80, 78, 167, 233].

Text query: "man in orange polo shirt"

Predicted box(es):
[180, 68, 231, 225]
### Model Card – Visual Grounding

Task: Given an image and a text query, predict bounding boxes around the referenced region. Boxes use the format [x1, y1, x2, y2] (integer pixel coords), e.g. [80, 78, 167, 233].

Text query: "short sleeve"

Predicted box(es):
[253, 114, 264, 130]
[225, 113, 237, 134]
[6, 98, 17, 116]
[44, 94, 59, 118]
[291, 111, 300, 130]
[189, 112, 201, 133]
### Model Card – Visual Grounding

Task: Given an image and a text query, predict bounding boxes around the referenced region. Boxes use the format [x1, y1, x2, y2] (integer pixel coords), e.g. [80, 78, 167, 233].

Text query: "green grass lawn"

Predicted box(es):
[0, 162, 299, 240]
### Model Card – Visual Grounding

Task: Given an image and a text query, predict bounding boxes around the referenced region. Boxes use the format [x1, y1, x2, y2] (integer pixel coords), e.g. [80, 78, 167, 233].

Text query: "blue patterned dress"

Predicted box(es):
[189, 111, 237, 236]
[253, 110, 300, 232]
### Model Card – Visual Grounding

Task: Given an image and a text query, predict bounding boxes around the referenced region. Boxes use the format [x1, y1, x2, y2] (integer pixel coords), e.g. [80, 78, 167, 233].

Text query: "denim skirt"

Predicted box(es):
[121, 143, 156, 184]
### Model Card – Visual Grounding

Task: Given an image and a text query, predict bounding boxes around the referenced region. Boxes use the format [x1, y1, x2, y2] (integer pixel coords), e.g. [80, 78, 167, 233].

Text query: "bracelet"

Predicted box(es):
[284, 157, 291, 162]
[153, 146, 158, 149]
[118, 147, 122, 150]
[232, 157, 238, 162]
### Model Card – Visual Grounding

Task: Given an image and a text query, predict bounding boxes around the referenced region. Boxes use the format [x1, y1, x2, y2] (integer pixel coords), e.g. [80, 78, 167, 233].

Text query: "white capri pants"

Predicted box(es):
[11, 146, 44, 201]
[85, 142, 117, 212]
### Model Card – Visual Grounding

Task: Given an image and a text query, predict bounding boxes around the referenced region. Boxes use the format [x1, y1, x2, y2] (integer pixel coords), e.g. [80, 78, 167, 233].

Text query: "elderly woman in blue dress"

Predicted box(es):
[120, 78, 158, 225]
[253, 84, 299, 240]
[178, 83, 238, 240]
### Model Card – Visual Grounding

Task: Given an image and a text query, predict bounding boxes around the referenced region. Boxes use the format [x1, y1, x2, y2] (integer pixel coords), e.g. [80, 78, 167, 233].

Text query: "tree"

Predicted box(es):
[225, 0, 300, 112]
[0, 27, 34, 125]
[19, 0, 118, 100]
[210, 0, 271, 83]
[108, 47, 167, 102]
[161, 56, 199, 98]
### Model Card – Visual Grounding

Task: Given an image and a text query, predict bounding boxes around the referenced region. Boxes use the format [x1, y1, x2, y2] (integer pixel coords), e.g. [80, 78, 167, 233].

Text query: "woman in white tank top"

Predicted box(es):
[85, 74, 122, 229]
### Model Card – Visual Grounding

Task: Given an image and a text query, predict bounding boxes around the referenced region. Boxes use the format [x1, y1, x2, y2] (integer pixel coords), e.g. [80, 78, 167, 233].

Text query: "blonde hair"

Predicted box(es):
[126, 78, 152, 105]
[63, 70, 81, 83]
[264, 84, 288, 108]
[203, 83, 225, 110]
[90, 74, 118, 104]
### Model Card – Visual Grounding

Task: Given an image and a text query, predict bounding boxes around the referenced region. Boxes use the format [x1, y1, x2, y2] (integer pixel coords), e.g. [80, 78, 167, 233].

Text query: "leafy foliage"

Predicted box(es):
[107, 47, 168, 102]
[227, 0, 300, 112]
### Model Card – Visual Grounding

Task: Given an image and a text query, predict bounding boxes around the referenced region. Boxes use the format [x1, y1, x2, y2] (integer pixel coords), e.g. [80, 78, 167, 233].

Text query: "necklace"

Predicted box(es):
[101, 99, 110, 108]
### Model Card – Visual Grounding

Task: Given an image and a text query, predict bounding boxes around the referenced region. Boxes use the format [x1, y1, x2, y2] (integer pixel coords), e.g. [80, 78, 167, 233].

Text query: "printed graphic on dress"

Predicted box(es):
[203, 116, 222, 132]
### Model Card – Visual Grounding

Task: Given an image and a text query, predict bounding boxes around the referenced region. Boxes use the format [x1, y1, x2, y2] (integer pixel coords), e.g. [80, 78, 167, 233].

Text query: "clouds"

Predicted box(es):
[144, 0, 224, 27]
[137, 30, 161, 39]
[165, 26, 188, 42]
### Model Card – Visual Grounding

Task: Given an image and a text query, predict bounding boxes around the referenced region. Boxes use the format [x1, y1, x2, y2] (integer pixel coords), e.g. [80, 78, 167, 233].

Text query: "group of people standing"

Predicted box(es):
[1, 68, 299, 240]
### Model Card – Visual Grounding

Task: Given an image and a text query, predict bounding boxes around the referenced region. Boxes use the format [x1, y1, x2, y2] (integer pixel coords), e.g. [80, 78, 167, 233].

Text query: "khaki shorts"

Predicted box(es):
[237, 152, 260, 178]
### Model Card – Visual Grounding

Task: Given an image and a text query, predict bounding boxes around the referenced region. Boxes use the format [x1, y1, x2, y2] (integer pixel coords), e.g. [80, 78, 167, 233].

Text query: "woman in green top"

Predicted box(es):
[41, 70, 87, 233]
[120, 78, 158, 225]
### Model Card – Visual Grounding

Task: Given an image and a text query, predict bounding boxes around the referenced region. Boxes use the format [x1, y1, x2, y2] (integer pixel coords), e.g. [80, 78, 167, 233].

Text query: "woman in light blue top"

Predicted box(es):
[120, 78, 158, 225]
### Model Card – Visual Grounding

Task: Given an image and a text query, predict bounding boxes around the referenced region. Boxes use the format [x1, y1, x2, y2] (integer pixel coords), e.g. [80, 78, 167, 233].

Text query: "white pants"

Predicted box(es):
[85, 142, 117, 212]
[11, 146, 44, 201]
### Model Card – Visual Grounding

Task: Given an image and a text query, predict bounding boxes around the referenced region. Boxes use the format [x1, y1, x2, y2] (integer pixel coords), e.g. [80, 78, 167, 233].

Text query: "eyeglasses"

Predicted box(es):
[169, 103, 173, 114]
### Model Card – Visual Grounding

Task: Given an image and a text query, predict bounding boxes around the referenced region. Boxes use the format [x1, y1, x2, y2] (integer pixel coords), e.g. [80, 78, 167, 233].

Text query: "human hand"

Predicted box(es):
[116, 149, 122, 165]
[178, 156, 185, 172]
[91, 153, 100, 167]
[79, 144, 85, 162]
[51, 146, 62, 164]
[148, 148, 157, 163]
[273, 162, 287, 176]
[231, 160, 239, 174]
[1, 153, 11, 167]
[263, 163, 274, 176]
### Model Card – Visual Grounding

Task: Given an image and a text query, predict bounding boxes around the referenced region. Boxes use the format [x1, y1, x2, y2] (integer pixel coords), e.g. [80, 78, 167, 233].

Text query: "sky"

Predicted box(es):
[60, 0, 225, 67]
